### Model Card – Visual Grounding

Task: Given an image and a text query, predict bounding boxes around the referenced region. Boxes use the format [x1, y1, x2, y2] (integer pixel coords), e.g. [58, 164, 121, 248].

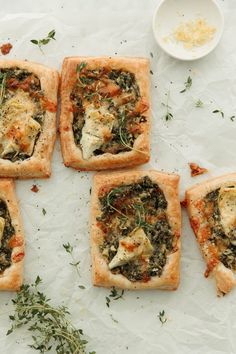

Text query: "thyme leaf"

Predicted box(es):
[162, 91, 173, 121]
[195, 99, 204, 108]
[158, 310, 167, 325]
[42, 208, 46, 216]
[30, 29, 56, 53]
[212, 109, 224, 118]
[7, 277, 94, 353]
[180, 76, 192, 93]
[106, 287, 124, 307]
[63, 242, 80, 278]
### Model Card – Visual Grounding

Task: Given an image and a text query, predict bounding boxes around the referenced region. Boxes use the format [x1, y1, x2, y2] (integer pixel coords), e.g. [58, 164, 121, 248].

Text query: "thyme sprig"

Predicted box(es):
[7, 276, 94, 353]
[0, 72, 7, 107]
[162, 91, 173, 121]
[118, 112, 147, 155]
[63, 243, 80, 278]
[106, 287, 124, 308]
[158, 310, 167, 325]
[106, 187, 128, 218]
[30, 30, 56, 53]
[180, 76, 192, 93]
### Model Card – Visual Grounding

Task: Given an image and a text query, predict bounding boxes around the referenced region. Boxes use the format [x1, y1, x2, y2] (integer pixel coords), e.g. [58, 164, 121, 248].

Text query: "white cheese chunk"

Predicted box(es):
[0, 217, 5, 245]
[80, 105, 115, 160]
[0, 90, 40, 157]
[218, 186, 236, 234]
[108, 228, 153, 270]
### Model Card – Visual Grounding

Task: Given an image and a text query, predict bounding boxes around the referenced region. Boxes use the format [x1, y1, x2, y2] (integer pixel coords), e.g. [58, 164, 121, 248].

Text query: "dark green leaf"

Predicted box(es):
[77, 62, 87, 73]
[30, 39, 38, 45]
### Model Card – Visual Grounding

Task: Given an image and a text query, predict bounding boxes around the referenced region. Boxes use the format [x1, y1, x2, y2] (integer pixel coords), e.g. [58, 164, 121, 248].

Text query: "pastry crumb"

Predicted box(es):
[189, 162, 208, 177]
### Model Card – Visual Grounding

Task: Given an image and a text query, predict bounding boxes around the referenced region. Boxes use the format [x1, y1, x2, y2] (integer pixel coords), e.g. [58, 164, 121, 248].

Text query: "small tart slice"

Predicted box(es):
[186, 173, 236, 295]
[90, 170, 181, 290]
[0, 179, 24, 290]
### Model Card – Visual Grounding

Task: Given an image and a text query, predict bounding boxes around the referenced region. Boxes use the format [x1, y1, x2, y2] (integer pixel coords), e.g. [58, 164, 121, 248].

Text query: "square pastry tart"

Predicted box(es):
[90, 170, 181, 290]
[60, 56, 151, 170]
[0, 179, 24, 290]
[186, 173, 236, 295]
[0, 60, 59, 178]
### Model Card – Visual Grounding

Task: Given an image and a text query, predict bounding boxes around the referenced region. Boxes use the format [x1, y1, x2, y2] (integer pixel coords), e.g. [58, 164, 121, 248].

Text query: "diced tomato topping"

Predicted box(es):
[190, 217, 200, 234]
[12, 252, 25, 263]
[8, 235, 23, 248]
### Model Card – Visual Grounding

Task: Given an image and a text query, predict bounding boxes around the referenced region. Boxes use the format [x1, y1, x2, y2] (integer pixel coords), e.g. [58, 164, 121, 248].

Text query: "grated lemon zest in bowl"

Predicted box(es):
[173, 18, 216, 49]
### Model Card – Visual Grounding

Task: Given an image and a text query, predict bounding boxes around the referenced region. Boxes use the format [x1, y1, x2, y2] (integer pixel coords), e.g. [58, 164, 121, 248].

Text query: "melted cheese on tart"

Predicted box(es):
[218, 186, 236, 234]
[108, 228, 153, 270]
[0, 216, 5, 245]
[80, 104, 115, 160]
[0, 90, 41, 158]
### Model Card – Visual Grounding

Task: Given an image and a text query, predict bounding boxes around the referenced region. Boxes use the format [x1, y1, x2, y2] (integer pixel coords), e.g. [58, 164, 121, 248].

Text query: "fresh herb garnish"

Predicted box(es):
[212, 109, 224, 118]
[162, 91, 173, 121]
[77, 62, 87, 73]
[63, 242, 80, 278]
[158, 310, 167, 325]
[106, 287, 124, 307]
[230, 115, 235, 121]
[42, 208, 46, 216]
[195, 99, 204, 108]
[7, 277, 94, 353]
[110, 314, 119, 323]
[0, 72, 7, 107]
[118, 112, 147, 155]
[150, 52, 153, 58]
[180, 76, 192, 93]
[150, 70, 153, 75]
[30, 30, 56, 53]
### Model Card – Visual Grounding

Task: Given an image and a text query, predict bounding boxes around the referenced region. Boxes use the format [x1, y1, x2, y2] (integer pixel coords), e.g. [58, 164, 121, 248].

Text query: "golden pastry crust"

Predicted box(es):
[60, 56, 151, 171]
[0, 179, 24, 291]
[0, 60, 59, 178]
[186, 173, 236, 295]
[90, 170, 181, 290]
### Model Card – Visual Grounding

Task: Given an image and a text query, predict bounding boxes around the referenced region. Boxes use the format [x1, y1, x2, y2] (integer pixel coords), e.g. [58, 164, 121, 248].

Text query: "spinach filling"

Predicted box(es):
[0, 67, 45, 162]
[71, 63, 147, 156]
[0, 200, 15, 273]
[97, 176, 175, 282]
[204, 188, 236, 271]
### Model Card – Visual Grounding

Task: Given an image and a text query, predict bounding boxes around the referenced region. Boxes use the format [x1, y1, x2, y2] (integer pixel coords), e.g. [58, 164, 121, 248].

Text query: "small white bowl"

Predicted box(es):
[152, 0, 224, 61]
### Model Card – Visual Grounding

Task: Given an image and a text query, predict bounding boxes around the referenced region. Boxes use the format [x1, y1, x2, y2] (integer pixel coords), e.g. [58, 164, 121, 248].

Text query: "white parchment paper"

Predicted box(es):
[0, 0, 235, 353]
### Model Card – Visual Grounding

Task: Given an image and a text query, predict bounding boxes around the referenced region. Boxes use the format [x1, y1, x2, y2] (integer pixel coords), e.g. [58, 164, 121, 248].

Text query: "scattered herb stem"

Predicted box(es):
[7, 277, 94, 353]
[180, 76, 192, 93]
[30, 30, 56, 53]
[162, 91, 173, 121]
[158, 310, 167, 325]
[63, 243, 80, 278]
[106, 287, 124, 307]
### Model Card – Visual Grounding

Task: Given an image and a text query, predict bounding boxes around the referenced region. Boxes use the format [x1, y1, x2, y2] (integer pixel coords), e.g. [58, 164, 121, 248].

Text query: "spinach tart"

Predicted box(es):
[186, 173, 236, 295]
[90, 170, 181, 290]
[0, 60, 59, 178]
[60, 56, 151, 170]
[0, 179, 24, 290]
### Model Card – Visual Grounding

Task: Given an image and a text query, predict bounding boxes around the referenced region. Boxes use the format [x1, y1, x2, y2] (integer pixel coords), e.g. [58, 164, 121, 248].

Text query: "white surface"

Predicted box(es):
[0, 0, 235, 353]
[152, 0, 224, 60]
